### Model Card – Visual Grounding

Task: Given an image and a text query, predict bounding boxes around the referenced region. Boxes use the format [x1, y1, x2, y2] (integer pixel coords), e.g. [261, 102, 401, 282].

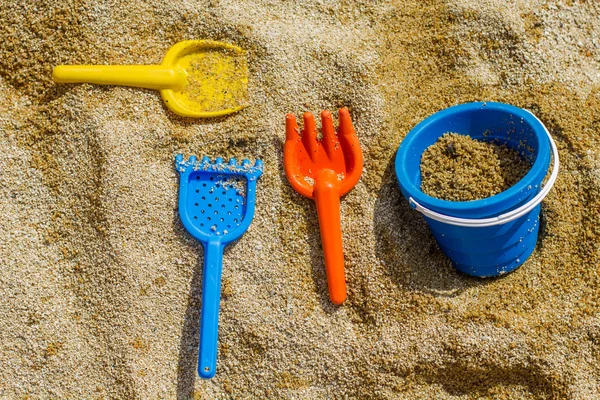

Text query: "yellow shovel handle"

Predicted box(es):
[52, 65, 186, 91]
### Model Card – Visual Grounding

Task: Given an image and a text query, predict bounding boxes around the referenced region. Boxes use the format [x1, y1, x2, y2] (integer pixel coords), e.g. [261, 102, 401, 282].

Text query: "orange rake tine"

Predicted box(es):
[320, 110, 344, 167]
[286, 113, 300, 141]
[284, 114, 313, 198]
[337, 108, 363, 195]
[302, 112, 319, 160]
[338, 107, 355, 137]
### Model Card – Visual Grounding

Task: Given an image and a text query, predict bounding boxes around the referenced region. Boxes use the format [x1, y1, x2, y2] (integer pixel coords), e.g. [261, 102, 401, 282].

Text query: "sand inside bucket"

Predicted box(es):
[420, 133, 531, 201]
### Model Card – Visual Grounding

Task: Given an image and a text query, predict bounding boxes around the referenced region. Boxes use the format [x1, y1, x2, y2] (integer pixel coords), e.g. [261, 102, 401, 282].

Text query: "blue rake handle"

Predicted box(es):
[198, 238, 224, 379]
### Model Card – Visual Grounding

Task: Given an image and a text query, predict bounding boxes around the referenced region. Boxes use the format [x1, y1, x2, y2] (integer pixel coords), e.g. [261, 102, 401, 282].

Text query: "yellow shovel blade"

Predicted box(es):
[161, 40, 249, 118]
[165, 42, 249, 118]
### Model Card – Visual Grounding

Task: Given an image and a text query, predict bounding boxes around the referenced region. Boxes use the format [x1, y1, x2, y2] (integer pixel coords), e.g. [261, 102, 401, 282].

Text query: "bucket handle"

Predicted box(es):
[409, 112, 560, 228]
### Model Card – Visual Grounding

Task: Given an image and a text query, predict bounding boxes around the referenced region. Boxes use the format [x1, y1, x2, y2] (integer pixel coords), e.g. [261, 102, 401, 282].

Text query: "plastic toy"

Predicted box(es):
[53, 40, 248, 118]
[283, 108, 363, 305]
[175, 155, 263, 378]
[395, 102, 559, 276]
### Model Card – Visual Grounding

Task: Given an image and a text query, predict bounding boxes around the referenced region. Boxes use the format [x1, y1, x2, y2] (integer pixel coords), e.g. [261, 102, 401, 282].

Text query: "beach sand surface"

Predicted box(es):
[1, 0, 599, 398]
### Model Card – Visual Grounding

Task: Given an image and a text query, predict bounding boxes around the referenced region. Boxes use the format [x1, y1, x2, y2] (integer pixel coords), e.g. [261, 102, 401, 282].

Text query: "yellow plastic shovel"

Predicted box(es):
[52, 40, 248, 118]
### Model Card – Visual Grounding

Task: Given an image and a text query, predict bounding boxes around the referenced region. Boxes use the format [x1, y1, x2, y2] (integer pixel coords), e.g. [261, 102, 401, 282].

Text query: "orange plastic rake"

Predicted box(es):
[284, 108, 363, 305]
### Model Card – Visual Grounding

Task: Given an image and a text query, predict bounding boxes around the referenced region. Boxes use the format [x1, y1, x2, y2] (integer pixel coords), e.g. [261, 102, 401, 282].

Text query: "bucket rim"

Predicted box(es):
[395, 102, 552, 213]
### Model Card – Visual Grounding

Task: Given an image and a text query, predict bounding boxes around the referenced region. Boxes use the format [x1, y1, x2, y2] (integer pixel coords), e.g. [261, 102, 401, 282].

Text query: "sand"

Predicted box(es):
[1, 0, 599, 399]
[420, 133, 531, 201]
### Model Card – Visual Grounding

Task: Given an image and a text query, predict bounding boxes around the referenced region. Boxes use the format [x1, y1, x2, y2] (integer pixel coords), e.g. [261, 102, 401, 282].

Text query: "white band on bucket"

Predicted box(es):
[409, 113, 560, 228]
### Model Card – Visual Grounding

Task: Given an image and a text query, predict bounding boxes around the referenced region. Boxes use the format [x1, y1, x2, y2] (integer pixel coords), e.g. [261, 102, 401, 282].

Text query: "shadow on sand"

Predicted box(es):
[372, 156, 497, 297]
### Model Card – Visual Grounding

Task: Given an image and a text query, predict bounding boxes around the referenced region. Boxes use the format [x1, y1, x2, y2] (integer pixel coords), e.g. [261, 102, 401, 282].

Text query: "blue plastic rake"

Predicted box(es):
[175, 154, 263, 379]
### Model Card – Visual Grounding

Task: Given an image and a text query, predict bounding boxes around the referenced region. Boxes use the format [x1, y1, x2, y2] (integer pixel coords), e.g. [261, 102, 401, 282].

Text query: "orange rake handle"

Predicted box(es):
[314, 169, 346, 305]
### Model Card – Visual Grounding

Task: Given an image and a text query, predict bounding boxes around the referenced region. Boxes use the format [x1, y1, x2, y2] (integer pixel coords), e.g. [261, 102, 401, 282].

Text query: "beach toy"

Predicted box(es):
[284, 108, 363, 305]
[175, 154, 263, 378]
[395, 102, 559, 277]
[53, 40, 248, 118]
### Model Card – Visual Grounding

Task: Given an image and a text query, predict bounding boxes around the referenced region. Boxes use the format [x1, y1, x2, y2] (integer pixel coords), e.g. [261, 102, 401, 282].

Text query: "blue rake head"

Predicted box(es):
[175, 154, 263, 242]
[175, 154, 263, 379]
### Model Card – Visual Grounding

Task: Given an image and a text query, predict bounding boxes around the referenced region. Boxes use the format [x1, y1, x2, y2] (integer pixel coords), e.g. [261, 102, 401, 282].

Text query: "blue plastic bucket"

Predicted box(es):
[395, 102, 559, 277]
